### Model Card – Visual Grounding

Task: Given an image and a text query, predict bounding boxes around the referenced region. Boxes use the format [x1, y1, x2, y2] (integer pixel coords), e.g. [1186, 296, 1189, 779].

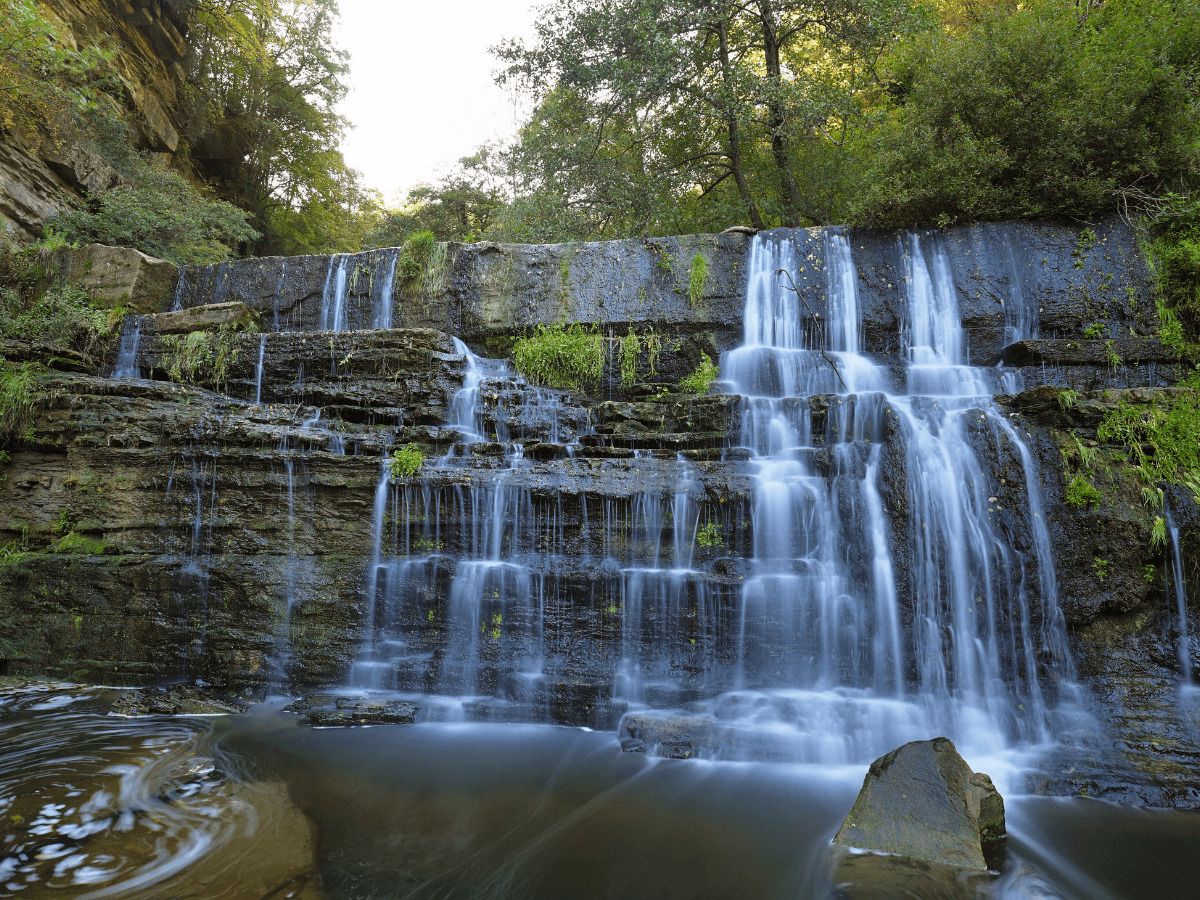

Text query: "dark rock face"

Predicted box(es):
[172, 219, 1163, 387]
[833, 738, 1005, 871]
[50, 244, 179, 313]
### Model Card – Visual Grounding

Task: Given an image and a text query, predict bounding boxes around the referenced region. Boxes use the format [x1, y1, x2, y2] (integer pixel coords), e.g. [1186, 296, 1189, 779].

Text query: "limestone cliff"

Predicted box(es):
[0, 219, 1196, 807]
[0, 0, 190, 239]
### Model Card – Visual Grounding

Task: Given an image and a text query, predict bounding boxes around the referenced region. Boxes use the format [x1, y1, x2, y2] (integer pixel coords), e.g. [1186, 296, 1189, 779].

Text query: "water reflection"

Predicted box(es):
[3, 684, 1199, 899]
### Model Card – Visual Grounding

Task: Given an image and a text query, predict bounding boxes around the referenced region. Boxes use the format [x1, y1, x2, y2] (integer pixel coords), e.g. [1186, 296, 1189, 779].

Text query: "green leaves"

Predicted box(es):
[388, 444, 425, 479]
[512, 324, 605, 391]
[679, 353, 719, 395]
[53, 159, 259, 265]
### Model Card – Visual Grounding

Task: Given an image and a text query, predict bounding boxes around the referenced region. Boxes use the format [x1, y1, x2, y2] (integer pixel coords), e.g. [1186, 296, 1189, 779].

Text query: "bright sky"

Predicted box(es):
[334, 1, 539, 204]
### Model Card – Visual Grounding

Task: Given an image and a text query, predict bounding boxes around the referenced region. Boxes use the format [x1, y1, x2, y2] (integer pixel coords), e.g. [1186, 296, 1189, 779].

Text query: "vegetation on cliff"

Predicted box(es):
[0, 0, 376, 259]
[0, 240, 118, 356]
[512, 323, 605, 391]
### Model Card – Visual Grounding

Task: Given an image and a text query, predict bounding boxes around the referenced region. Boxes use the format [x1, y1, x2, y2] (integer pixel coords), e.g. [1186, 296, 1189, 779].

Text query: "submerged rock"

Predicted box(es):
[288, 695, 419, 727]
[110, 684, 245, 716]
[833, 738, 1005, 871]
[830, 852, 996, 900]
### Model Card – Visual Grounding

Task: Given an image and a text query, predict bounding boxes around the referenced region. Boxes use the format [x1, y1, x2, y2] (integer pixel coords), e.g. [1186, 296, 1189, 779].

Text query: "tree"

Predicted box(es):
[366, 149, 508, 246]
[185, 0, 372, 254]
[846, 0, 1200, 226]
[494, 0, 925, 236]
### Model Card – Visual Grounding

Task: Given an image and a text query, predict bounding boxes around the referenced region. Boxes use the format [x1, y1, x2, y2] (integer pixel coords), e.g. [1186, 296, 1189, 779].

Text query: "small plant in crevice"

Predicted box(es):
[0, 360, 42, 444]
[159, 324, 242, 387]
[680, 353, 719, 395]
[1064, 474, 1102, 509]
[512, 323, 604, 391]
[1151, 515, 1168, 551]
[688, 252, 708, 307]
[1091, 556, 1110, 581]
[1104, 338, 1123, 368]
[1057, 388, 1078, 410]
[619, 329, 640, 386]
[615, 326, 663, 387]
[558, 252, 572, 307]
[1073, 228, 1098, 267]
[388, 443, 424, 479]
[1082, 321, 1106, 338]
[1096, 380, 1200, 505]
[696, 521, 722, 549]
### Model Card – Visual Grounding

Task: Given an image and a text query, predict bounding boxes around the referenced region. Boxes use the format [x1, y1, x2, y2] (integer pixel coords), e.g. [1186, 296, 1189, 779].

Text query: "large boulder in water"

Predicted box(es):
[833, 737, 1005, 871]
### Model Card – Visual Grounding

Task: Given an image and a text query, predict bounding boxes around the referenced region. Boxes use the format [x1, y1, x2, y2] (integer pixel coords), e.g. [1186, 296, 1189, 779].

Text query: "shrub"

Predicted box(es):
[1057, 389, 1079, 410]
[696, 521, 722, 549]
[512, 323, 604, 391]
[52, 155, 259, 265]
[1145, 192, 1200, 358]
[848, 0, 1200, 226]
[396, 230, 447, 296]
[388, 444, 424, 478]
[1096, 384, 1200, 499]
[159, 326, 242, 387]
[679, 353, 719, 395]
[0, 281, 111, 355]
[619, 330, 639, 386]
[0, 360, 40, 444]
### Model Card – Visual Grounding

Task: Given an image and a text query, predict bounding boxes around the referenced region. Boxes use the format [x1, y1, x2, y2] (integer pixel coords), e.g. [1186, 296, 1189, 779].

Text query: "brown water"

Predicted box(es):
[2, 683, 1198, 899]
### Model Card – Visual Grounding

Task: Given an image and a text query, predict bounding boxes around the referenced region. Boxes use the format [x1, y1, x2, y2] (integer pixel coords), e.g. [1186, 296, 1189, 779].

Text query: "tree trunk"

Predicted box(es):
[716, 18, 764, 229]
[757, 0, 804, 226]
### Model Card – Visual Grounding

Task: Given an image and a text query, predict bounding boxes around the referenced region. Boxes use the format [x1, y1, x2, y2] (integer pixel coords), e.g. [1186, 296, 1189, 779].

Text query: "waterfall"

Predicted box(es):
[272, 260, 288, 331]
[1165, 503, 1196, 688]
[374, 250, 398, 329]
[665, 227, 1086, 765]
[171, 269, 186, 311]
[112, 316, 143, 379]
[889, 232, 1071, 747]
[253, 335, 267, 404]
[320, 255, 350, 332]
[349, 339, 592, 715]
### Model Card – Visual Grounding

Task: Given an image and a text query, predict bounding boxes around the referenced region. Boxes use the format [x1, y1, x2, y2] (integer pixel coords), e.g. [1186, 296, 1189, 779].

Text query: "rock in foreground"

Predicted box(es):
[833, 738, 1005, 871]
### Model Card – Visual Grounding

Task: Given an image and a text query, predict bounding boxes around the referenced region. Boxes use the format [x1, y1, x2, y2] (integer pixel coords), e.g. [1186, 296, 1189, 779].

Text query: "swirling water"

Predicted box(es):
[2, 683, 1198, 899]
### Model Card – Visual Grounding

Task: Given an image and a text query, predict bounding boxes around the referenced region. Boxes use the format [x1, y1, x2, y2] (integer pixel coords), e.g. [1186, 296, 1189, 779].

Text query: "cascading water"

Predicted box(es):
[253, 334, 267, 404]
[320, 255, 350, 332]
[349, 341, 574, 715]
[623, 227, 1089, 768]
[1165, 503, 1196, 690]
[171, 269, 186, 312]
[272, 259, 288, 331]
[112, 316, 143, 379]
[373, 249, 398, 329]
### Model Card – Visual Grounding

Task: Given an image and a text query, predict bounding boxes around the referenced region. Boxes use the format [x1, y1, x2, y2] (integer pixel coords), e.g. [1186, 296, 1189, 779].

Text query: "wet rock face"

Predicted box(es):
[171, 219, 1156, 379]
[833, 738, 1005, 871]
[286, 695, 419, 727]
[997, 388, 1200, 806]
[110, 684, 245, 716]
[2, 218, 1197, 810]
